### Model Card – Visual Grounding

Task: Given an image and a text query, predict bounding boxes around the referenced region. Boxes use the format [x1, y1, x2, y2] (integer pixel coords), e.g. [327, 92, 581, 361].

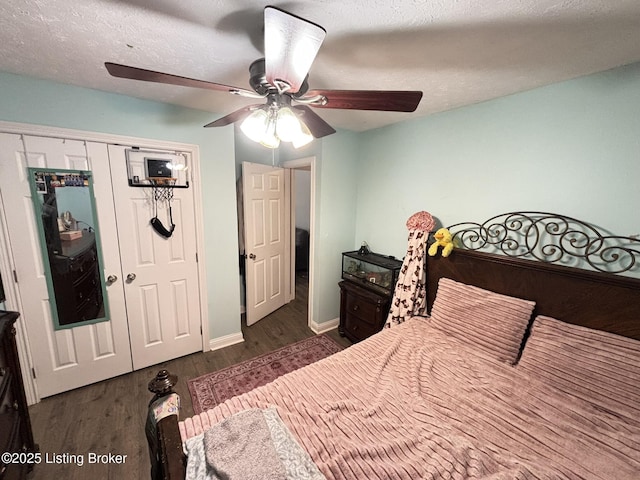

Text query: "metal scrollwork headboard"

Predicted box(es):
[447, 211, 640, 275]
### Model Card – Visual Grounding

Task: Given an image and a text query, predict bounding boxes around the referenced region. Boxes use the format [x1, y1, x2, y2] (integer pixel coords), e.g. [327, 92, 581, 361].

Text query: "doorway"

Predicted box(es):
[291, 166, 311, 324]
[240, 157, 316, 331]
[282, 157, 315, 332]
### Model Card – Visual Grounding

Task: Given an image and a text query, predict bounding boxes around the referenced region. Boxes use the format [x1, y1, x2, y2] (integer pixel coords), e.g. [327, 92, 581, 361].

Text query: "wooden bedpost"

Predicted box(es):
[148, 369, 178, 404]
[146, 370, 186, 480]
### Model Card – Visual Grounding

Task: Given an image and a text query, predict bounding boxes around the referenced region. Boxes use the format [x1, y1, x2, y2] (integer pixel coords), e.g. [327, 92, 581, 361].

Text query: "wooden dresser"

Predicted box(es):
[0, 311, 37, 480]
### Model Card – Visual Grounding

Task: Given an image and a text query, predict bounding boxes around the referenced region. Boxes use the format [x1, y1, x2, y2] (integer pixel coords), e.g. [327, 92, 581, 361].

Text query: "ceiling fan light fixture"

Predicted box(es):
[292, 120, 313, 149]
[240, 101, 314, 149]
[240, 108, 270, 143]
[275, 107, 302, 142]
[259, 112, 281, 148]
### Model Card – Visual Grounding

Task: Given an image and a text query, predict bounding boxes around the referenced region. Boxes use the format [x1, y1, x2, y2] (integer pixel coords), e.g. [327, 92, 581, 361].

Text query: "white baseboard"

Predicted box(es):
[209, 319, 338, 350]
[209, 332, 245, 351]
[309, 317, 339, 334]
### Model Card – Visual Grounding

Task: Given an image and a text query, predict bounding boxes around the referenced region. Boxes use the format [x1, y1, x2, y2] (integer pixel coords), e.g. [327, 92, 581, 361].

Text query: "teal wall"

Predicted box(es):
[0, 72, 242, 340]
[356, 63, 640, 267]
[311, 132, 360, 323]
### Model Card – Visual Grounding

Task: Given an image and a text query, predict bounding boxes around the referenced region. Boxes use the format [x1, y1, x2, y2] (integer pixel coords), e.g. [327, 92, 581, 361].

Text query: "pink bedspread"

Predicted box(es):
[180, 318, 640, 479]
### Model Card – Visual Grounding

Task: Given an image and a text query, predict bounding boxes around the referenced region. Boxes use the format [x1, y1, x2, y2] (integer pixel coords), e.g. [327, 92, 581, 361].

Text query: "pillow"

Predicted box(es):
[518, 315, 640, 417]
[429, 278, 535, 364]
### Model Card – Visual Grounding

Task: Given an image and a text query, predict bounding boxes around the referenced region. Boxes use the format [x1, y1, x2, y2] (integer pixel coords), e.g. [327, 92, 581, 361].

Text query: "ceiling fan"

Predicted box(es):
[105, 6, 423, 148]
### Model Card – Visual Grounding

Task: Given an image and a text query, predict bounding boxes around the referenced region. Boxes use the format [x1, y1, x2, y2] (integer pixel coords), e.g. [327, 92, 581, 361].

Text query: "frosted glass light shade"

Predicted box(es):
[292, 120, 313, 148]
[240, 109, 269, 143]
[260, 134, 280, 148]
[276, 107, 301, 142]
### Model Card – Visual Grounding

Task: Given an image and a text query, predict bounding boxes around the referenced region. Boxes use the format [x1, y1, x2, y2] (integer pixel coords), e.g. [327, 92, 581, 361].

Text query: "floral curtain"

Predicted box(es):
[384, 211, 435, 328]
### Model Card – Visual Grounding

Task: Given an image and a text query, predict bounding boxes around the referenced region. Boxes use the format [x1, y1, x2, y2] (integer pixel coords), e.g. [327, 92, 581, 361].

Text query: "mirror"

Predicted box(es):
[28, 168, 109, 329]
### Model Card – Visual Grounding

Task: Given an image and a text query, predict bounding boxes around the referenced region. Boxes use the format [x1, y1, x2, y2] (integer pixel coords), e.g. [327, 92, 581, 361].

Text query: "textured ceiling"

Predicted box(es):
[1, 0, 640, 132]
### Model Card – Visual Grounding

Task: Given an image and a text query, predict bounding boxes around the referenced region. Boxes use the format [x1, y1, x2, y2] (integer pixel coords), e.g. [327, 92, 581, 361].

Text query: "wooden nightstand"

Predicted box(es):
[339, 281, 391, 342]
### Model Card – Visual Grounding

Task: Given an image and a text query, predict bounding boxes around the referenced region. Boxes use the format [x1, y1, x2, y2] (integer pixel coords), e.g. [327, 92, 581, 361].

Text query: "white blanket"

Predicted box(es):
[185, 407, 325, 480]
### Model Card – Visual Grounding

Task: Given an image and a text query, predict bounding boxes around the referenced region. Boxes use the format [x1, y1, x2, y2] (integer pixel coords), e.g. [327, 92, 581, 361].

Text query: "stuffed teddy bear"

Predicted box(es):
[428, 227, 454, 257]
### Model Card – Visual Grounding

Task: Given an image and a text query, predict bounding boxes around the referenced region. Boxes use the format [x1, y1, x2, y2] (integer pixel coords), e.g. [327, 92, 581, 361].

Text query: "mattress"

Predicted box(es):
[180, 317, 640, 479]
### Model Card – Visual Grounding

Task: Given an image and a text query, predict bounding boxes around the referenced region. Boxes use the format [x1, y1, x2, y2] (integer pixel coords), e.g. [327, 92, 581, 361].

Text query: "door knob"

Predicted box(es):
[107, 275, 118, 284]
[249, 253, 256, 260]
[126, 273, 137, 282]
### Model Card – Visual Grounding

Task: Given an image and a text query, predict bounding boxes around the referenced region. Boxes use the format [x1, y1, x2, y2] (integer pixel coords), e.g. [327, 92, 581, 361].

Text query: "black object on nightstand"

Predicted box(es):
[339, 251, 402, 342]
[0, 310, 37, 479]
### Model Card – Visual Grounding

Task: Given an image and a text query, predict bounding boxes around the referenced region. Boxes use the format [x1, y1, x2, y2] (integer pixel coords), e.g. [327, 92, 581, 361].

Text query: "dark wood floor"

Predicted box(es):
[27, 274, 350, 480]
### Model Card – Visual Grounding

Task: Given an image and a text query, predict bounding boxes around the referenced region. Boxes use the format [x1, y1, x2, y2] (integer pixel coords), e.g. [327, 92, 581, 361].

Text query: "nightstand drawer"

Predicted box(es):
[345, 295, 380, 326]
[343, 313, 379, 340]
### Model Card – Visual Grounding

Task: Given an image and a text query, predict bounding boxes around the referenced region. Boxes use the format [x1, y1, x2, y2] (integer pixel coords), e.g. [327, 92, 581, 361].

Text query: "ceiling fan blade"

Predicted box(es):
[293, 106, 336, 138]
[105, 62, 260, 97]
[304, 89, 423, 112]
[203, 105, 261, 128]
[264, 6, 326, 94]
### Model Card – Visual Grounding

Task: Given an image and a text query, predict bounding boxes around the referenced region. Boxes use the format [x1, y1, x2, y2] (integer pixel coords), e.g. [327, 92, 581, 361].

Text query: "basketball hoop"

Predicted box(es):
[149, 177, 177, 202]
[148, 177, 176, 238]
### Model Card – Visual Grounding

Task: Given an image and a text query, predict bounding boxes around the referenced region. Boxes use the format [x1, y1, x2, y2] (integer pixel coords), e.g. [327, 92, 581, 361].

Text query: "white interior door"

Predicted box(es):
[108, 146, 202, 369]
[0, 134, 132, 397]
[242, 162, 288, 326]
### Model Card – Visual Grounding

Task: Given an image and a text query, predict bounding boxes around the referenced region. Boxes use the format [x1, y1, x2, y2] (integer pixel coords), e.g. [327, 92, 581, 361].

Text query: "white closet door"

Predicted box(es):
[108, 145, 202, 369]
[0, 134, 132, 398]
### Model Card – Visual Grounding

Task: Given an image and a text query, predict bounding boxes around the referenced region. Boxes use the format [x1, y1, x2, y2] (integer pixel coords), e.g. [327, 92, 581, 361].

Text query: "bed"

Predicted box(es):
[146, 211, 640, 480]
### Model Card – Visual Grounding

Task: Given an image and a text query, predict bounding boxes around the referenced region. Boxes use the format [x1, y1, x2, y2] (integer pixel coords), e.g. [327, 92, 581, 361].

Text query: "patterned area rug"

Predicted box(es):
[188, 334, 344, 414]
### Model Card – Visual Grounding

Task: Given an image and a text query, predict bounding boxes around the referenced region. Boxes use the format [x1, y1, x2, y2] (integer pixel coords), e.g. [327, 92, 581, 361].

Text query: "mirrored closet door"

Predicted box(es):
[0, 134, 132, 397]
